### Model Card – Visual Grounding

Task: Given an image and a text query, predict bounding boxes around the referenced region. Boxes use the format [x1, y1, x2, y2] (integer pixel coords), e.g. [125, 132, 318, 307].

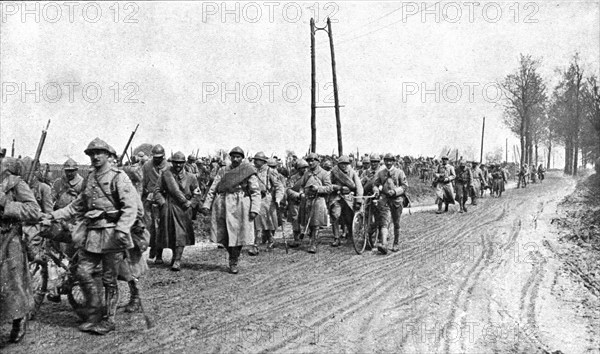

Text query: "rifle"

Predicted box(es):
[118, 124, 139, 166]
[11, 139, 15, 157]
[26, 120, 50, 184]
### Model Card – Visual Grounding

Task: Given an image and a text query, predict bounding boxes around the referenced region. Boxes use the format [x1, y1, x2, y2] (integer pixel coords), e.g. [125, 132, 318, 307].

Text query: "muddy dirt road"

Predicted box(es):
[4, 172, 599, 353]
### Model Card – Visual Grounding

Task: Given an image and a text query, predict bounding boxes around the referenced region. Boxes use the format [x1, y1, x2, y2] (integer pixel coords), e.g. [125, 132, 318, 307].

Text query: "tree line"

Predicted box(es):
[502, 53, 600, 175]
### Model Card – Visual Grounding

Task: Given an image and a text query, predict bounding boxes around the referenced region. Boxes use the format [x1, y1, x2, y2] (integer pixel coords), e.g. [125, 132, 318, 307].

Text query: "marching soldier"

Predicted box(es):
[249, 152, 284, 255]
[285, 159, 308, 248]
[201, 147, 261, 274]
[328, 155, 363, 247]
[372, 153, 408, 254]
[184, 154, 202, 220]
[184, 155, 199, 177]
[454, 160, 473, 213]
[517, 163, 528, 188]
[359, 157, 371, 178]
[434, 156, 456, 214]
[470, 161, 485, 205]
[123, 152, 147, 195]
[154, 152, 199, 271]
[142, 144, 170, 263]
[0, 157, 42, 343]
[297, 153, 333, 254]
[49, 137, 138, 335]
[52, 158, 85, 209]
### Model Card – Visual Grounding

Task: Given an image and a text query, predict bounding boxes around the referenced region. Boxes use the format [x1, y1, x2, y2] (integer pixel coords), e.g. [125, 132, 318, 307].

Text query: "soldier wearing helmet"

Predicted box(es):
[201, 147, 261, 274]
[185, 154, 200, 178]
[141, 144, 170, 263]
[517, 163, 528, 189]
[248, 152, 284, 255]
[153, 151, 199, 271]
[328, 155, 363, 247]
[285, 159, 309, 247]
[434, 156, 456, 213]
[359, 157, 371, 179]
[297, 153, 333, 254]
[0, 157, 43, 343]
[322, 159, 333, 172]
[49, 137, 138, 335]
[371, 153, 408, 254]
[454, 159, 473, 213]
[53, 158, 83, 206]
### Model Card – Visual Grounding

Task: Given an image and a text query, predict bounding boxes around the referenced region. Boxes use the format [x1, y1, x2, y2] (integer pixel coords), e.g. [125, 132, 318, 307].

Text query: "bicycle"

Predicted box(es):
[29, 221, 98, 321]
[351, 195, 379, 255]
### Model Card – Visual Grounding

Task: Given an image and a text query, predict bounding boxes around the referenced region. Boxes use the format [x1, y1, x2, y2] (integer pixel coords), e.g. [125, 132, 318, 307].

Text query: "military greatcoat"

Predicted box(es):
[297, 166, 333, 227]
[254, 165, 284, 231]
[203, 163, 261, 247]
[154, 168, 198, 248]
[0, 174, 42, 321]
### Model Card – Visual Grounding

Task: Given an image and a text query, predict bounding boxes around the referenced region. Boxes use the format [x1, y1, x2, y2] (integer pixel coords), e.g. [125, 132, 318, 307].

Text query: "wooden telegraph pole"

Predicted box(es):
[479, 116, 485, 163]
[309, 17, 344, 155]
[505, 138, 508, 163]
[310, 18, 317, 153]
[327, 18, 343, 156]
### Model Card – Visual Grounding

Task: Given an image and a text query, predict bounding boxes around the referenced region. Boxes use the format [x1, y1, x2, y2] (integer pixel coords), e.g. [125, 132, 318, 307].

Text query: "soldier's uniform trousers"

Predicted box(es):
[377, 197, 402, 246]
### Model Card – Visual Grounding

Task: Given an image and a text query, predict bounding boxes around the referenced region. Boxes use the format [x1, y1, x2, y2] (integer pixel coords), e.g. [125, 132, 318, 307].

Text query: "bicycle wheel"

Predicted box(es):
[29, 260, 48, 319]
[352, 211, 368, 255]
[66, 279, 88, 321]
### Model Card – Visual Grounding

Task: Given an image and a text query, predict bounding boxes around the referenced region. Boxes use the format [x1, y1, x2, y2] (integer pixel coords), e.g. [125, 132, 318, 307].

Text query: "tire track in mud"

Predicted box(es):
[10, 176, 572, 354]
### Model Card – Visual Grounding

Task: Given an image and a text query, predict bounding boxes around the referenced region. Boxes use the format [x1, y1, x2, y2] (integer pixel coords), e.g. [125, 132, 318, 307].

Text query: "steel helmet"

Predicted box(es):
[229, 146, 244, 158]
[253, 152, 268, 162]
[337, 155, 351, 164]
[306, 153, 319, 161]
[151, 144, 165, 158]
[169, 151, 186, 163]
[370, 154, 380, 162]
[63, 158, 78, 171]
[383, 153, 396, 161]
[267, 158, 278, 167]
[84, 137, 114, 156]
[187, 154, 196, 161]
[295, 159, 308, 169]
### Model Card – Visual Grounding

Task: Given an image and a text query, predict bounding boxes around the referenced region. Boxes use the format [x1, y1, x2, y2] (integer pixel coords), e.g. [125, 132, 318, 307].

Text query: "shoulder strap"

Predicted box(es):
[93, 172, 121, 209]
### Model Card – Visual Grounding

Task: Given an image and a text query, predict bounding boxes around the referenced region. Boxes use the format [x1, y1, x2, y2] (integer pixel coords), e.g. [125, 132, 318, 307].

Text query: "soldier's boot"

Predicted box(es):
[266, 231, 275, 250]
[444, 203, 449, 212]
[154, 248, 164, 265]
[330, 220, 341, 247]
[471, 194, 478, 205]
[462, 199, 468, 213]
[377, 227, 388, 255]
[124, 280, 141, 313]
[289, 231, 301, 248]
[391, 229, 400, 252]
[171, 247, 184, 271]
[9, 317, 26, 343]
[78, 279, 102, 332]
[91, 286, 118, 335]
[248, 231, 260, 256]
[308, 228, 318, 254]
[436, 202, 444, 214]
[228, 246, 241, 274]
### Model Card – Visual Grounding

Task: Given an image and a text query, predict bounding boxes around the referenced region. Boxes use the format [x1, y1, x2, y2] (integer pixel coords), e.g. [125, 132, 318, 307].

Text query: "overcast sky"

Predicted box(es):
[1, 1, 598, 163]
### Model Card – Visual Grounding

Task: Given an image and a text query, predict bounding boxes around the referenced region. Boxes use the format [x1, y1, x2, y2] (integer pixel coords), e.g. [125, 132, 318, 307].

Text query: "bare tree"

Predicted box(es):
[551, 54, 585, 175]
[502, 54, 548, 167]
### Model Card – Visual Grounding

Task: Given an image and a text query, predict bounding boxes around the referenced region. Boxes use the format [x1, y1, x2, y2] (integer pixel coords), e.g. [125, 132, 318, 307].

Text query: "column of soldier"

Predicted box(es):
[0, 138, 539, 344]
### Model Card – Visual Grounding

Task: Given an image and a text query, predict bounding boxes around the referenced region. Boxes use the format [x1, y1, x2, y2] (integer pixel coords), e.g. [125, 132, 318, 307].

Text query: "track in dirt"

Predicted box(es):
[2, 173, 585, 353]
